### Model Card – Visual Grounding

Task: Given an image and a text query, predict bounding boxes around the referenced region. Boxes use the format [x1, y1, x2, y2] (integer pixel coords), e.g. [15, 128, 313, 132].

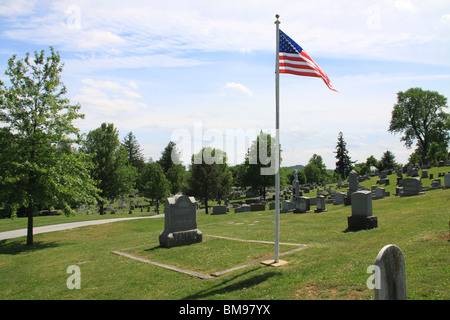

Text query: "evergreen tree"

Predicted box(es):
[334, 132, 353, 179]
[158, 141, 181, 173]
[380, 150, 397, 170]
[122, 131, 145, 170]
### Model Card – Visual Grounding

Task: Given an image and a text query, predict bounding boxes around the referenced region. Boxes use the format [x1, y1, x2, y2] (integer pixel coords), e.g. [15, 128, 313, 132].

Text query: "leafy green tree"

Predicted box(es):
[242, 132, 280, 199]
[158, 141, 186, 194]
[84, 123, 136, 214]
[334, 132, 354, 179]
[365, 155, 378, 171]
[304, 154, 330, 184]
[296, 169, 307, 185]
[0, 47, 99, 245]
[353, 162, 369, 176]
[141, 162, 170, 214]
[388, 87, 450, 164]
[166, 164, 186, 194]
[284, 168, 306, 187]
[229, 163, 246, 189]
[184, 147, 231, 214]
[426, 142, 448, 166]
[408, 152, 422, 166]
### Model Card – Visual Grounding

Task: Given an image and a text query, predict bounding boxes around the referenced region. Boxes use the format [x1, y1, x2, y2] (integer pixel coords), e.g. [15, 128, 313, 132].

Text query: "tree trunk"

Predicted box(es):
[26, 202, 34, 246]
[99, 200, 105, 215]
[204, 197, 209, 214]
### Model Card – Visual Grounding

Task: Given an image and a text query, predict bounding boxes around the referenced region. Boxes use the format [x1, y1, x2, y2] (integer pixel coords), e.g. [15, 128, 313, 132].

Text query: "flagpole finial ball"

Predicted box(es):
[275, 14, 279, 19]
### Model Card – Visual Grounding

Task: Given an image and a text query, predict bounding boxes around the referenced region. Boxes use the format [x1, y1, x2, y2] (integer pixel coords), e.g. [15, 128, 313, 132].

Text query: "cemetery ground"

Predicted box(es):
[0, 168, 449, 300]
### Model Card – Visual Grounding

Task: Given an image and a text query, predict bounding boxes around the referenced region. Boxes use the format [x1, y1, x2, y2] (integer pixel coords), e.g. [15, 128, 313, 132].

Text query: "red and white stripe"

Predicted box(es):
[279, 52, 338, 92]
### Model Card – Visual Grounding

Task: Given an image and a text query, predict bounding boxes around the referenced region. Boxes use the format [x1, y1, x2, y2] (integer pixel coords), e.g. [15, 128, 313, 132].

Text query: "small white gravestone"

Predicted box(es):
[374, 244, 407, 300]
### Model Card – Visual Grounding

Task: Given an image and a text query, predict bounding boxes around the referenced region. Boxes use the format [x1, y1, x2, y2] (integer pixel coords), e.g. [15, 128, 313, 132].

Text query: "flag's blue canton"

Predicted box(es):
[279, 30, 303, 54]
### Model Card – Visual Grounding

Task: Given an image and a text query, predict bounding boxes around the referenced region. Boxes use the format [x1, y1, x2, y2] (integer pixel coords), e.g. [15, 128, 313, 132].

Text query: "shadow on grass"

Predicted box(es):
[0, 240, 62, 255]
[181, 268, 280, 300]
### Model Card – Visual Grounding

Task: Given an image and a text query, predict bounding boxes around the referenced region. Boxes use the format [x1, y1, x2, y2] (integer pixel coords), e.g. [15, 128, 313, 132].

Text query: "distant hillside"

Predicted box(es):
[283, 164, 305, 170]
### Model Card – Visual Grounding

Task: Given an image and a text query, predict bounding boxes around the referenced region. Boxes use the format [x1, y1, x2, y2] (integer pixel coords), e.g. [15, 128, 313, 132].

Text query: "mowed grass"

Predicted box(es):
[0, 172, 449, 300]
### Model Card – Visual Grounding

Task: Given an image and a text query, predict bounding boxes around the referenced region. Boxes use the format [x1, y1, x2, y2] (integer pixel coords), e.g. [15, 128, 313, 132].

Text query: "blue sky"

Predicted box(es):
[1, 0, 449, 169]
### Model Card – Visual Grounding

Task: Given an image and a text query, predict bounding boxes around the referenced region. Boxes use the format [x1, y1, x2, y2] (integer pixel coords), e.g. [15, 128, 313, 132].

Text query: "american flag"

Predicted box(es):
[279, 29, 337, 92]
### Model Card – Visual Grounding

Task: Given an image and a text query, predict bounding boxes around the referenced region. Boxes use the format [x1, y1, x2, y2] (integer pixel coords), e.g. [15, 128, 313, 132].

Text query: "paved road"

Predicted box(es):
[0, 215, 164, 241]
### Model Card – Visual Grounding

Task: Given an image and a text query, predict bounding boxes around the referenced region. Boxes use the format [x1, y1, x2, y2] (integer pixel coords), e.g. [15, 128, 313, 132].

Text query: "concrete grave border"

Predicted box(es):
[111, 234, 309, 279]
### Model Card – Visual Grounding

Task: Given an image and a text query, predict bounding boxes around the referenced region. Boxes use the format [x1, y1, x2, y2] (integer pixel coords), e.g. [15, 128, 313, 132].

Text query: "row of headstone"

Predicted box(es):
[235, 204, 251, 213]
[212, 202, 273, 214]
[438, 160, 450, 167]
[274, 195, 329, 214]
[217, 171, 449, 215]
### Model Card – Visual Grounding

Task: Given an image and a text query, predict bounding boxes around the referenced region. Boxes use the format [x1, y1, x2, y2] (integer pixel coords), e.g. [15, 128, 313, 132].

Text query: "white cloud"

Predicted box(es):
[2, 0, 449, 167]
[127, 81, 138, 90]
[3, 0, 449, 66]
[394, 0, 419, 12]
[221, 82, 253, 96]
[64, 54, 206, 73]
[77, 30, 126, 50]
[0, 0, 36, 16]
[441, 14, 450, 25]
[72, 78, 147, 128]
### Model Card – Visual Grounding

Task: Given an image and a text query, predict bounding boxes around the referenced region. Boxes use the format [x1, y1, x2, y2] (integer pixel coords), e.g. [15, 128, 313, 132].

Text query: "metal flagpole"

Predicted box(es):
[274, 14, 281, 263]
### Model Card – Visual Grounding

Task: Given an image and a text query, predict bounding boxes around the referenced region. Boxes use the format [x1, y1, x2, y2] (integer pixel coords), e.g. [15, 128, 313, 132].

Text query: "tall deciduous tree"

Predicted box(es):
[84, 123, 136, 214]
[140, 162, 170, 214]
[158, 141, 185, 194]
[184, 147, 231, 214]
[242, 132, 279, 199]
[388, 88, 450, 164]
[304, 154, 328, 184]
[0, 47, 99, 245]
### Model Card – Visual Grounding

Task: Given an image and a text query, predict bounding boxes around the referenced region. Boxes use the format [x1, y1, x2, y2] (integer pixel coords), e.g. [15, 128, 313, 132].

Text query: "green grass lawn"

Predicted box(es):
[0, 170, 449, 300]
